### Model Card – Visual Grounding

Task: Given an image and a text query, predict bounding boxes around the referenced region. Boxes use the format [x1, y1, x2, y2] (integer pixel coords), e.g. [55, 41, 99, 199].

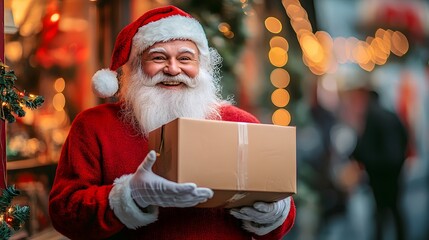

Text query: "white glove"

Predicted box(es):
[129, 150, 214, 208]
[230, 197, 291, 236]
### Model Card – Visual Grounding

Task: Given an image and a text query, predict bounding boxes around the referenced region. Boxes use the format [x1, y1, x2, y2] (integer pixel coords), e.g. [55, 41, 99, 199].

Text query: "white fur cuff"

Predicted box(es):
[244, 197, 292, 236]
[109, 174, 159, 229]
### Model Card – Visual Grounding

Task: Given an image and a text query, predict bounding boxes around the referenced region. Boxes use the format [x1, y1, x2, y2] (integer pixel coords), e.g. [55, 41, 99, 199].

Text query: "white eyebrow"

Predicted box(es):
[178, 47, 196, 55]
[148, 47, 167, 54]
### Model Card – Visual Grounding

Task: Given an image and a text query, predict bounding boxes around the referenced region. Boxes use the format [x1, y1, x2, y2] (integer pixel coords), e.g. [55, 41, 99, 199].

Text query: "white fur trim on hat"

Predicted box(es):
[132, 15, 209, 60]
[92, 69, 119, 98]
[109, 174, 159, 229]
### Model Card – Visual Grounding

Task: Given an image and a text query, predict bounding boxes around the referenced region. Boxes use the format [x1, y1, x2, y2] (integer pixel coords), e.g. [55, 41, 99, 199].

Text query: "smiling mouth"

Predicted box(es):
[160, 81, 184, 87]
[156, 80, 187, 89]
[160, 81, 184, 86]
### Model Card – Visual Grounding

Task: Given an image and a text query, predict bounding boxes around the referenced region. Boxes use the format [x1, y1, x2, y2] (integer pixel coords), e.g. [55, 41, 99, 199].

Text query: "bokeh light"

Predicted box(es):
[272, 109, 291, 126]
[265, 17, 282, 34]
[270, 68, 290, 88]
[271, 89, 290, 107]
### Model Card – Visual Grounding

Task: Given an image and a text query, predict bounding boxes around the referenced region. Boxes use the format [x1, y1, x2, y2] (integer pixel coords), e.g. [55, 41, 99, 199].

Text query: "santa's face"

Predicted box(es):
[119, 40, 222, 136]
[141, 40, 200, 82]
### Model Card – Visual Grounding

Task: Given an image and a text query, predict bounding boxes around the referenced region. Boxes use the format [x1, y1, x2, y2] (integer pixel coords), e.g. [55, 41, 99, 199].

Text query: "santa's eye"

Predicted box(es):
[179, 56, 191, 61]
[152, 55, 166, 60]
[178, 53, 197, 63]
[151, 55, 166, 61]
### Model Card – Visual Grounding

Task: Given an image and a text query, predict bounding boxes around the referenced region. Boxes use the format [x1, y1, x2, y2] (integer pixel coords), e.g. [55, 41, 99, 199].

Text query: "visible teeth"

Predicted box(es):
[162, 81, 181, 86]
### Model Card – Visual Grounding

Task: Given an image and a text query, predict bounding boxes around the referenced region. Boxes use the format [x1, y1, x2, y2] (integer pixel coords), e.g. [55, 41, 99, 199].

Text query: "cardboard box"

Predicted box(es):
[148, 118, 296, 208]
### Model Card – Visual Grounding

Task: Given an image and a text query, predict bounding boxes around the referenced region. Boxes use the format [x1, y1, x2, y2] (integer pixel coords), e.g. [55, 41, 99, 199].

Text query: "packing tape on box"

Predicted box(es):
[225, 123, 249, 206]
[237, 123, 249, 190]
[226, 192, 247, 205]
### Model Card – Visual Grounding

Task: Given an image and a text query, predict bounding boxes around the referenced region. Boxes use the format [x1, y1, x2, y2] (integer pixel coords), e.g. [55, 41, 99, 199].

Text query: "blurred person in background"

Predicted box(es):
[294, 75, 349, 240]
[337, 66, 408, 240]
[48, 5, 296, 240]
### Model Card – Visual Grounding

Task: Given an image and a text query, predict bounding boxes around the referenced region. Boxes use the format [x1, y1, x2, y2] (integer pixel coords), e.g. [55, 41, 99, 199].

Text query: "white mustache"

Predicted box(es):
[142, 73, 198, 88]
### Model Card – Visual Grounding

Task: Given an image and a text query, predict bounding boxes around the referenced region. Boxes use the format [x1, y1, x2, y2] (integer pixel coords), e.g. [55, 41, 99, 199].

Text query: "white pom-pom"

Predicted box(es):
[92, 69, 119, 98]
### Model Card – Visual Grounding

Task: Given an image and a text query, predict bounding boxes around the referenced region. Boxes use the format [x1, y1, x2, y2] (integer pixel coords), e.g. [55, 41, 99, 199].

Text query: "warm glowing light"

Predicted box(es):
[353, 42, 371, 64]
[372, 37, 390, 55]
[300, 33, 324, 63]
[269, 47, 288, 67]
[224, 31, 235, 39]
[375, 28, 385, 39]
[270, 68, 290, 88]
[308, 65, 326, 76]
[269, 36, 289, 51]
[218, 23, 231, 33]
[50, 13, 60, 23]
[271, 89, 290, 107]
[272, 109, 291, 126]
[315, 31, 333, 48]
[218, 23, 235, 38]
[59, 18, 89, 32]
[282, 0, 409, 74]
[383, 30, 393, 50]
[369, 37, 390, 65]
[11, 0, 32, 26]
[390, 31, 409, 56]
[5, 41, 23, 62]
[290, 18, 312, 34]
[21, 107, 34, 125]
[54, 78, 66, 93]
[285, 3, 306, 19]
[265, 17, 282, 34]
[359, 60, 375, 72]
[53, 93, 66, 111]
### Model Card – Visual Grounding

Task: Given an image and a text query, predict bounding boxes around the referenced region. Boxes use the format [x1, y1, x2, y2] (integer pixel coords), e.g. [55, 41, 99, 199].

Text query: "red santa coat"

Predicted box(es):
[49, 102, 296, 239]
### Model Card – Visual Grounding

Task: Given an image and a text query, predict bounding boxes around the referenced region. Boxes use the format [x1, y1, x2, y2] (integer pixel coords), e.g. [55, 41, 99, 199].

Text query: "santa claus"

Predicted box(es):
[49, 5, 295, 239]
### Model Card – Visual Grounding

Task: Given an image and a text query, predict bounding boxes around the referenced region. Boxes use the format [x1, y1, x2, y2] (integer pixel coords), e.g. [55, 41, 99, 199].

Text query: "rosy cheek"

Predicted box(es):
[183, 66, 199, 78]
[143, 64, 163, 77]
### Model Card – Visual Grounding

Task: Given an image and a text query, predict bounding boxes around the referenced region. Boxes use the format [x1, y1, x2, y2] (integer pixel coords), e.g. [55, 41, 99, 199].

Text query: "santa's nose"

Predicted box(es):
[163, 60, 181, 76]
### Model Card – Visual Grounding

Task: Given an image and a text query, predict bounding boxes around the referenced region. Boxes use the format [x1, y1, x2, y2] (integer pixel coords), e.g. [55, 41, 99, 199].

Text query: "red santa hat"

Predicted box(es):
[92, 5, 209, 98]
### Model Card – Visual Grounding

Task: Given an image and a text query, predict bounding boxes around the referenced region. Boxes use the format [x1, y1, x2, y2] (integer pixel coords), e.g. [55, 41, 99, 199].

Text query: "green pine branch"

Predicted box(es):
[0, 62, 44, 123]
[0, 222, 12, 240]
[0, 186, 30, 239]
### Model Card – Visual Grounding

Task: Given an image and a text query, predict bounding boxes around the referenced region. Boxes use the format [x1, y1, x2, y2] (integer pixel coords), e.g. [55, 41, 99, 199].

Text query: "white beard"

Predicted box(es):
[119, 66, 224, 136]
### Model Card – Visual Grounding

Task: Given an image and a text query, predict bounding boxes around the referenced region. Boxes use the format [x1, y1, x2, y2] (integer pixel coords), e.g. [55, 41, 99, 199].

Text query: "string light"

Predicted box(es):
[265, 14, 292, 126]
[0, 186, 30, 239]
[281, 0, 409, 74]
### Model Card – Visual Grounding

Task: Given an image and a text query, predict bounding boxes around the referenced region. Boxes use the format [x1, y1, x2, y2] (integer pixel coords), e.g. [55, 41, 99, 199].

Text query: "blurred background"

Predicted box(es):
[1, 0, 428, 239]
